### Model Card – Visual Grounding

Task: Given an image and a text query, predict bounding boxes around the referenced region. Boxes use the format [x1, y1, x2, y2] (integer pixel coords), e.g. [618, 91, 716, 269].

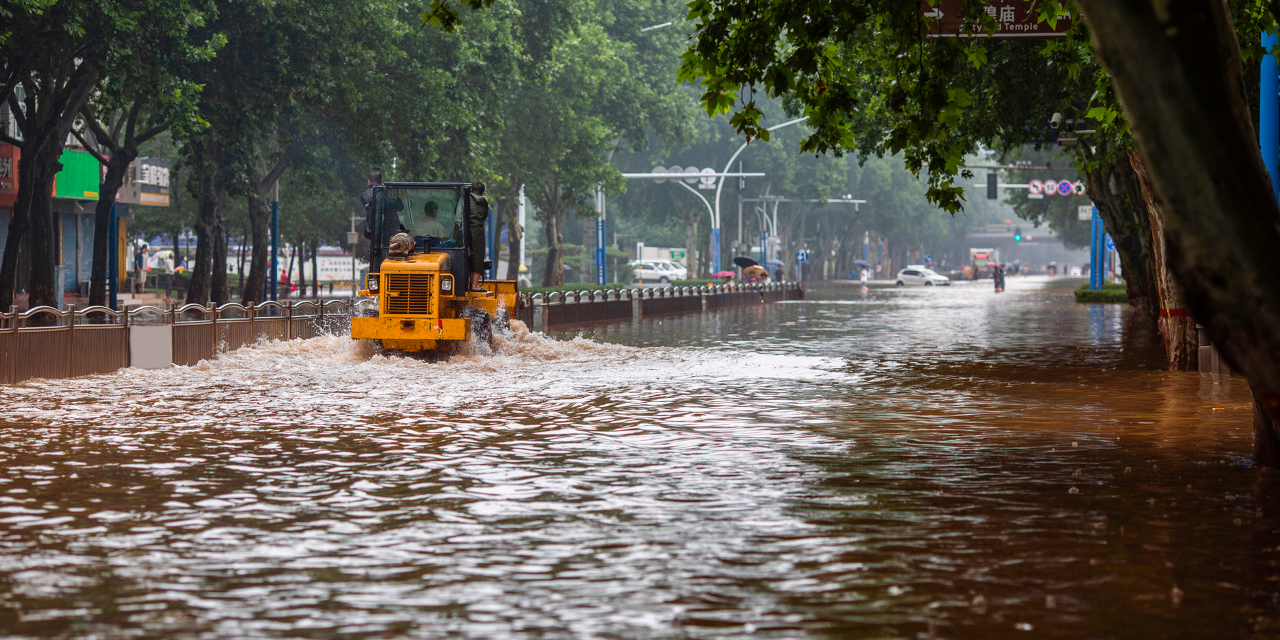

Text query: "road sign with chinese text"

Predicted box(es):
[923, 0, 1072, 39]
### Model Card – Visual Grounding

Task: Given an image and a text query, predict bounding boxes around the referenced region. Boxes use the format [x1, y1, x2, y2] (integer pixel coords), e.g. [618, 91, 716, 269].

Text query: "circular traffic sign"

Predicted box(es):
[1057, 180, 1073, 196]
[1073, 180, 1086, 195]
[1028, 179, 1044, 195]
[699, 167, 717, 189]
[1043, 180, 1058, 195]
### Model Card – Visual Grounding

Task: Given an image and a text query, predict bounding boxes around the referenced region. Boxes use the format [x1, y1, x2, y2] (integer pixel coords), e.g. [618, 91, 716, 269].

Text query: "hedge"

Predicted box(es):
[1074, 282, 1128, 303]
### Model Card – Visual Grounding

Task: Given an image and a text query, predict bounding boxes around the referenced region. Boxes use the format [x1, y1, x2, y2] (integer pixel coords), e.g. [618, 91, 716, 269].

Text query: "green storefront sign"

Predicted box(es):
[53, 149, 100, 200]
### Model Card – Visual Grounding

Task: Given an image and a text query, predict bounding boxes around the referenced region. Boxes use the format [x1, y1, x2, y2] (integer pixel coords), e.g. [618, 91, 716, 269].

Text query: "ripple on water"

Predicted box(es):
[0, 279, 1272, 638]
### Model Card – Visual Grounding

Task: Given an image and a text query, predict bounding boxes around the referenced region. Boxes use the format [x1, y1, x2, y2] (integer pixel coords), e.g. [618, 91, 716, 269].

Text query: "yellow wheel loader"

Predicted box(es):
[351, 182, 517, 353]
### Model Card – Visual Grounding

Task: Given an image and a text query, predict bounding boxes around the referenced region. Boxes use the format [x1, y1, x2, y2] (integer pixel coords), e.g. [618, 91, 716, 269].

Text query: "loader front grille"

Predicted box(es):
[384, 273, 434, 315]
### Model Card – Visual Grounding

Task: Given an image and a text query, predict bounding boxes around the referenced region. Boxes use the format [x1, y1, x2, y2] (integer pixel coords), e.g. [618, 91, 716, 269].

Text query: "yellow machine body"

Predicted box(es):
[351, 252, 518, 352]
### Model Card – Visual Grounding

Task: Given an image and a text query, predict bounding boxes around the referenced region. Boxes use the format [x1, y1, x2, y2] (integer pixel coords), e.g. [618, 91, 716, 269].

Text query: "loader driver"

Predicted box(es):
[420, 201, 449, 239]
[466, 181, 489, 292]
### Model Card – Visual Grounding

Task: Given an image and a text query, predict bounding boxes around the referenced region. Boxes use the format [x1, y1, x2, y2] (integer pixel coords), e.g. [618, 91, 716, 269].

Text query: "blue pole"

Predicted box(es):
[594, 217, 606, 285]
[759, 230, 766, 266]
[1089, 206, 1099, 290]
[710, 226, 721, 273]
[270, 200, 279, 300]
[1263, 32, 1279, 202]
[108, 203, 118, 310]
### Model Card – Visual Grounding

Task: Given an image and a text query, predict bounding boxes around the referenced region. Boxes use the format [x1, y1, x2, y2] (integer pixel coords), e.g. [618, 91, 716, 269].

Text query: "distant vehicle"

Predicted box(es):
[969, 247, 999, 279]
[630, 259, 684, 283]
[896, 265, 951, 287]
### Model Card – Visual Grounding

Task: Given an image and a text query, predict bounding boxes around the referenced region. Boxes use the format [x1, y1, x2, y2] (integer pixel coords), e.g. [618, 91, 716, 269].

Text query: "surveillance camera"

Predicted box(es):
[1050, 112, 1063, 129]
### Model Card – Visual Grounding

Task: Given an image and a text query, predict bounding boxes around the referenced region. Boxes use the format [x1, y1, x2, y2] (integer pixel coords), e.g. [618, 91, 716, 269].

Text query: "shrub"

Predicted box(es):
[1074, 282, 1128, 303]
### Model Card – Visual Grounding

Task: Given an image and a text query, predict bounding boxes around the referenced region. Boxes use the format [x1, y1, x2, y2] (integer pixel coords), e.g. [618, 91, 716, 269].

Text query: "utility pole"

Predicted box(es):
[348, 214, 363, 298]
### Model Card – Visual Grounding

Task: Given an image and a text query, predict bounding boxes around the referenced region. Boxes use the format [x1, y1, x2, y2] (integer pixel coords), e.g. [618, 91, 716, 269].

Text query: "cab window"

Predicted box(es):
[389, 187, 464, 245]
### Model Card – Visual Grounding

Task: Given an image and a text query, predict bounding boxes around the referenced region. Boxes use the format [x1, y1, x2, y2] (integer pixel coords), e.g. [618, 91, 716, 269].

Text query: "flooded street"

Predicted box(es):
[0, 276, 1272, 638]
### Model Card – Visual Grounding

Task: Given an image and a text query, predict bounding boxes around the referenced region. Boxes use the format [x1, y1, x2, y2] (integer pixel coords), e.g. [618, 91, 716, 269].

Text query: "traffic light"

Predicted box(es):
[1013, 226, 1023, 242]
[987, 173, 997, 200]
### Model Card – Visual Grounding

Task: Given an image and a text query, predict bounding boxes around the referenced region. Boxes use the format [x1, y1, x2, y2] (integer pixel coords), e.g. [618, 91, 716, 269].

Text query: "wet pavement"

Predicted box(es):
[0, 276, 1271, 638]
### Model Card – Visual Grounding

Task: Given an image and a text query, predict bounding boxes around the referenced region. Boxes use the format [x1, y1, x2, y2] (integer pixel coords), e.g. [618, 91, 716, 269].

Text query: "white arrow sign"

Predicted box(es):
[923, 8, 943, 19]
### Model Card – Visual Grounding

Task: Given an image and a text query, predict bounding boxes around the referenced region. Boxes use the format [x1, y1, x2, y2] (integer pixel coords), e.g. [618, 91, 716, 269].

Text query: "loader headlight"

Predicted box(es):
[440, 276, 453, 293]
[366, 274, 380, 293]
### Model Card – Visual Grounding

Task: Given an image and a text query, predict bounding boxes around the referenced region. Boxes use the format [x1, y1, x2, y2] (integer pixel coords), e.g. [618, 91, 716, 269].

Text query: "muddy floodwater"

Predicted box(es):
[0, 276, 1273, 638]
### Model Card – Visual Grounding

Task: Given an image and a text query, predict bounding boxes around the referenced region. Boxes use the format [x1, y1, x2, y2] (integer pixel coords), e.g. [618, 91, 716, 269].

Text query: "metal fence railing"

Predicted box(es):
[1, 284, 803, 384]
[1, 300, 352, 384]
[520, 281, 804, 332]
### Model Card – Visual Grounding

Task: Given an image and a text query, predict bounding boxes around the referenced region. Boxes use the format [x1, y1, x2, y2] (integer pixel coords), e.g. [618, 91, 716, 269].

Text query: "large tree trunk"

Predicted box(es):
[27, 145, 62, 309]
[542, 209, 564, 286]
[1078, 145, 1158, 318]
[0, 147, 38, 309]
[187, 164, 223, 305]
[242, 193, 271, 304]
[683, 210, 700, 281]
[88, 153, 133, 307]
[210, 204, 228, 305]
[1076, 0, 1280, 464]
[1128, 149, 1198, 370]
[500, 195, 524, 282]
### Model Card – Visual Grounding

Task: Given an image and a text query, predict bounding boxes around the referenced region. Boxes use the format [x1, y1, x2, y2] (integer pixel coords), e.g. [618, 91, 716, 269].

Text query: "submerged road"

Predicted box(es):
[0, 276, 1270, 638]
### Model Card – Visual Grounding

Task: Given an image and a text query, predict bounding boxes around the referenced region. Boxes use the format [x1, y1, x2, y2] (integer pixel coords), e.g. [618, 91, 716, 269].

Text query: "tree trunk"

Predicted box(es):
[187, 164, 222, 305]
[242, 193, 270, 304]
[1128, 149, 1198, 370]
[210, 203, 228, 305]
[89, 152, 134, 307]
[1075, 0, 1280, 463]
[27, 145, 62, 309]
[311, 239, 319, 297]
[291, 238, 302, 300]
[542, 209, 564, 286]
[682, 209, 700, 281]
[0, 146, 38, 309]
[1078, 146, 1159, 319]
[501, 195, 523, 282]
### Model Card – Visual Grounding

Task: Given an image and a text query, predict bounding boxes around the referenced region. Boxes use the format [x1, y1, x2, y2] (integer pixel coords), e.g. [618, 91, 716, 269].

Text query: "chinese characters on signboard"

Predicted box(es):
[118, 157, 171, 207]
[923, 0, 1072, 38]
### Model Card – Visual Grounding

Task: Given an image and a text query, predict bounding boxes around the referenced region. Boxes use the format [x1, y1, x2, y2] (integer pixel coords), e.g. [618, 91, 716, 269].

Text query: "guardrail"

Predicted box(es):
[0, 283, 802, 384]
[1, 300, 351, 384]
[517, 282, 803, 332]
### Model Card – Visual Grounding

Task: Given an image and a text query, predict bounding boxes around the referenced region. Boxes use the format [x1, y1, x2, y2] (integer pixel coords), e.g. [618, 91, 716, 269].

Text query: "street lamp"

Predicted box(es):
[621, 167, 766, 277]
[712, 116, 808, 272]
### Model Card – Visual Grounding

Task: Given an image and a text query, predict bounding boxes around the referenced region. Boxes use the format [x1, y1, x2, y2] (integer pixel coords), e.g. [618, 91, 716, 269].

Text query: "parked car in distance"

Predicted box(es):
[630, 259, 684, 283]
[896, 265, 951, 287]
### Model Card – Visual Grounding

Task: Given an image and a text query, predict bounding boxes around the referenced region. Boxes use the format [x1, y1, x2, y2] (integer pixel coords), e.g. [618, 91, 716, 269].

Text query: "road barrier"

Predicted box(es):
[0, 282, 803, 383]
[1, 300, 349, 384]
[521, 282, 803, 332]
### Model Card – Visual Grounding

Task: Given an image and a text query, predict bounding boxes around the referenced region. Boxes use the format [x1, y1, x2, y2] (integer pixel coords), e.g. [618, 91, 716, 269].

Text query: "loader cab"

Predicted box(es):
[369, 182, 476, 288]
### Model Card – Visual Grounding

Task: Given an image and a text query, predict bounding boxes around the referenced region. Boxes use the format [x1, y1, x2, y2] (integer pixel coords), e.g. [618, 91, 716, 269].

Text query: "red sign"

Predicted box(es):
[923, 1, 1072, 39]
[0, 143, 17, 208]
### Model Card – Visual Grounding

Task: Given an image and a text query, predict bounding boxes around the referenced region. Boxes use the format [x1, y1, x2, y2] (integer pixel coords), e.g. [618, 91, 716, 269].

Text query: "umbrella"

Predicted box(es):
[710, 270, 736, 278]
[732, 256, 758, 268]
[766, 258, 785, 269]
[742, 265, 769, 281]
[853, 259, 871, 268]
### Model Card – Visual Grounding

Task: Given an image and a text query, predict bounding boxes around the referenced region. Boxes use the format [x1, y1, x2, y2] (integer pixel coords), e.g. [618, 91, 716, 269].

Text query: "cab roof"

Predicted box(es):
[384, 182, 471, 189]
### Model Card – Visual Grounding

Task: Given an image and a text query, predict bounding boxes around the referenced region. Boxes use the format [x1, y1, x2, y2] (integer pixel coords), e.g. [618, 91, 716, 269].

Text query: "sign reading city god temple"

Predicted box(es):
[923, 0, 1072, 38]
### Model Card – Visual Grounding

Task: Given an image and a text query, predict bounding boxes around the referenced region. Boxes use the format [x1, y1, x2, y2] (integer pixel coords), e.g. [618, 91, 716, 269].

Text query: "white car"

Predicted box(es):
[630, 259, 684, 283]
[895, 265, 951, 286]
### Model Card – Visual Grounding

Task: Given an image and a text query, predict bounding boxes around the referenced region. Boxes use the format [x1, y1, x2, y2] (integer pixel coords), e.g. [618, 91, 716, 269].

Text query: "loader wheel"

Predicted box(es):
[470, 312, 494, 350]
